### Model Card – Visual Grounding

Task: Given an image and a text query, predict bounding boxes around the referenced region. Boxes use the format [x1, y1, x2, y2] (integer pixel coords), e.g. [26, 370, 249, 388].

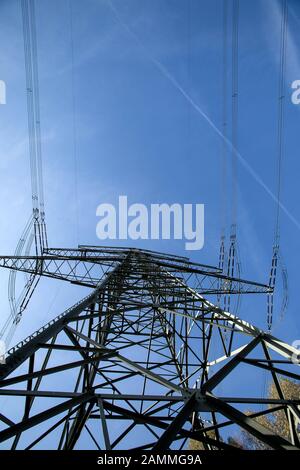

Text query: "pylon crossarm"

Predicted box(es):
[166, 267, 298, 359]
[0, 254, 122, 287]
[0, 246, 272, 293]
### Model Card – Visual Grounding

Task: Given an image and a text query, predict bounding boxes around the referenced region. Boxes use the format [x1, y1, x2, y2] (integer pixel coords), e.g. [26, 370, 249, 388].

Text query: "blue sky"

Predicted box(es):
[0, 0, 300, 448]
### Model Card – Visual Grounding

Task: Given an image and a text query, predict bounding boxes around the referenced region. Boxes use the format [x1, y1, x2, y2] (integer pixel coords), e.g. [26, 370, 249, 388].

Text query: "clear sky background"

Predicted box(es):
[0, 0, 300, 448]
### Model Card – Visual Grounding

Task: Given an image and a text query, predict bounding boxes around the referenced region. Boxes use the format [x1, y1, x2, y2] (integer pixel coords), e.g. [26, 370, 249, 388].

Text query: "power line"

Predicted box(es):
[223, 0, 242, 328]
[2, 0, 47, 346]
[22, 0, 47, 252]
[69, 0, 80, 246]
[231, 0, 239, 229]
[267, 0, 289, 332]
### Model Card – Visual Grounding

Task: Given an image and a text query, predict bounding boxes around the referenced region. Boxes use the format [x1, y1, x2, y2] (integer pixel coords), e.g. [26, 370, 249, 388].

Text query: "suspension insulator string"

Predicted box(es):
[223, 0, 241, 343]
[218, 0, 228, 266]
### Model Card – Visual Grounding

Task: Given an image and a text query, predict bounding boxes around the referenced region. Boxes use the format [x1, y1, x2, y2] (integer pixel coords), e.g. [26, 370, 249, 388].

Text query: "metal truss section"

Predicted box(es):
[0, 247, 299, 450]
[0, 247, 271, 294]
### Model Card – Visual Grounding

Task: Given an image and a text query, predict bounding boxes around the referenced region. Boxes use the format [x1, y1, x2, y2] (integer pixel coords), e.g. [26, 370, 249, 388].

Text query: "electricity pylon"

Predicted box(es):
[0, 246, 299, 450]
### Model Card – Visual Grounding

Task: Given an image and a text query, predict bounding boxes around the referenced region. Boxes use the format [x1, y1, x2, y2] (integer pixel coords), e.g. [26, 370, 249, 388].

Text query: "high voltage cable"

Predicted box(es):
[220, 0, 228, 241]
[217, 0, 242, 350]
[217, 0, 228, 312]
[69, 0, 80, 246]
[22, 0, 47, 252]
[223, 0, 241, 330]
[267, 0, 289, 333]
[2, 0, 47, 345]
[231, 0, 239, 230]
[275, 0, 288, 246]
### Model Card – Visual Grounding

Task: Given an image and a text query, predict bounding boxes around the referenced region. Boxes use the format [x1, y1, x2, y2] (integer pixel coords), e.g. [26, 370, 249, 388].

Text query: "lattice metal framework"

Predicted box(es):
[0, 246, 299, 450]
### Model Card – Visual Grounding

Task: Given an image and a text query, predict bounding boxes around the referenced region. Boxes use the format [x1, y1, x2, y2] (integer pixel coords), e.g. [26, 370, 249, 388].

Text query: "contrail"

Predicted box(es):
[107, 0, 300, 232]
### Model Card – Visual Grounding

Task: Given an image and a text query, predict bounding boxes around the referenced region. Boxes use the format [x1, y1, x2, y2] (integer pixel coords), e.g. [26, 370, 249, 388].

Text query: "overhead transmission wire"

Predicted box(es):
[221, 1, 241, 350]
[217, 0, 229, 349]
[218, 0, 228, 279]
[262, 0, 289, 407]
[230, 0, 239, 233]
[267, 0, 289, 333]
[22, 0, 47, 252]
[69, 0, 80, 247]
[1, 0, 47, 345]
[29, 0, 47, 250]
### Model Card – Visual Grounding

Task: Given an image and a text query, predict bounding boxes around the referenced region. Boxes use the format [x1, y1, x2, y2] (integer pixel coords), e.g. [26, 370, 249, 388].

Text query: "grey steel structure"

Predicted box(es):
[0, 246, 299, 450]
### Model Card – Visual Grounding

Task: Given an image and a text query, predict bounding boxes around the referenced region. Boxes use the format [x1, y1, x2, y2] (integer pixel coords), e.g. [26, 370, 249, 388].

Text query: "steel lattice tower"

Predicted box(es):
[0, 246, 299, 450]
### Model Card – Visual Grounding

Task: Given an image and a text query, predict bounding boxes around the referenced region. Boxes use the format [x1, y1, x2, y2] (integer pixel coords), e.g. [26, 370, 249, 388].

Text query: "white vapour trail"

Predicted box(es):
[107, 0, 300, 232]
